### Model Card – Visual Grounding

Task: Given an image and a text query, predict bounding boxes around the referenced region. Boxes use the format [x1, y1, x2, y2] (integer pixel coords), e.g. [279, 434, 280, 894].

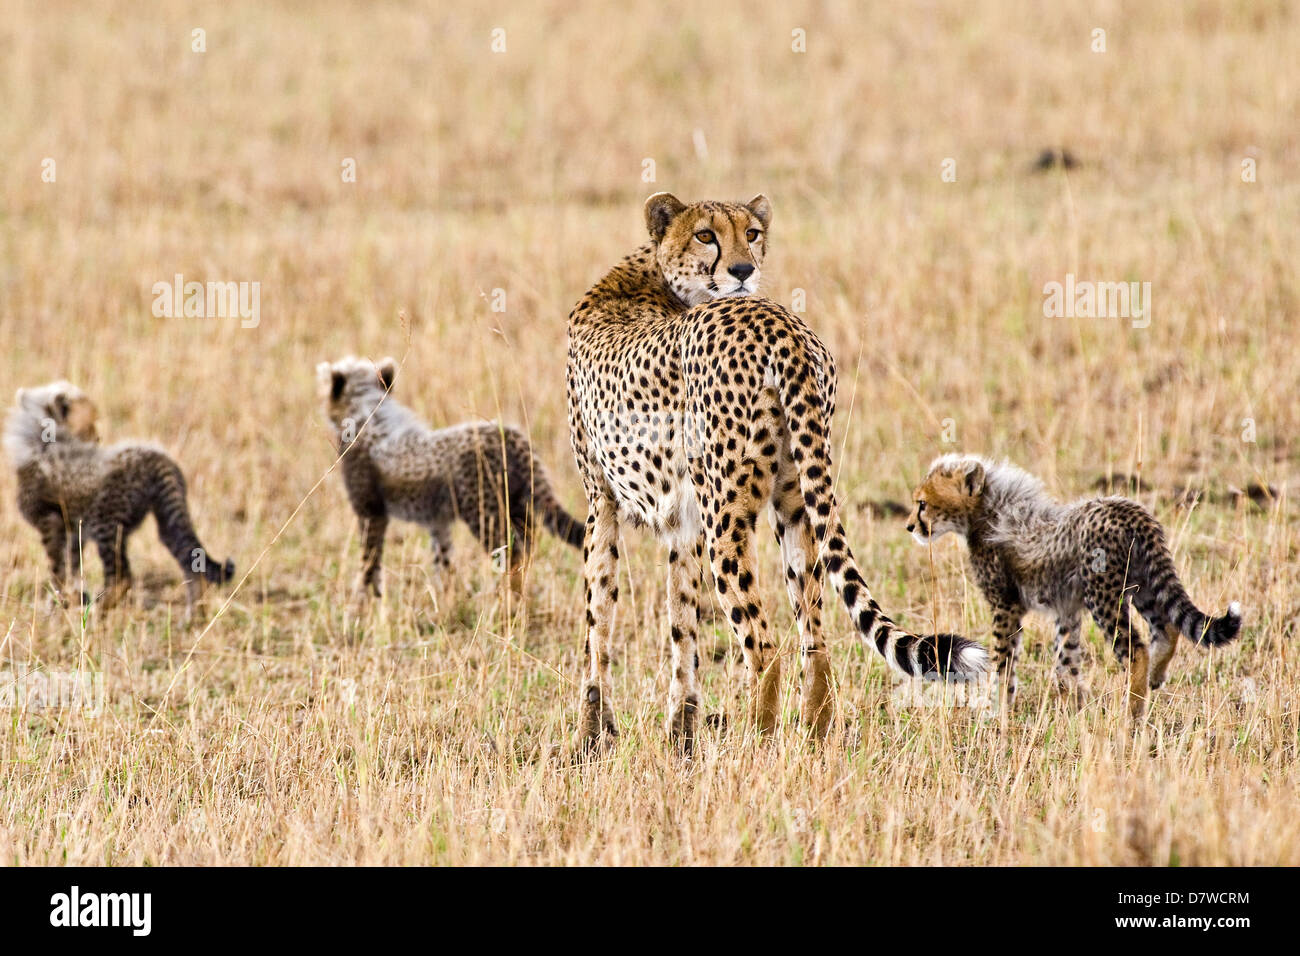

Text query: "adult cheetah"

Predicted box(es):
[566, 193, 987, 751]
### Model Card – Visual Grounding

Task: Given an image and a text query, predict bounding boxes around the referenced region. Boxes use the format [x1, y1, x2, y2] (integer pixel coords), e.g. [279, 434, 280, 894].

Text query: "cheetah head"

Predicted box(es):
[906, 456, 986, 545]
[5, 381, 100, 464]
[644, 192, 772, 306]
[316, 356, 398, 436]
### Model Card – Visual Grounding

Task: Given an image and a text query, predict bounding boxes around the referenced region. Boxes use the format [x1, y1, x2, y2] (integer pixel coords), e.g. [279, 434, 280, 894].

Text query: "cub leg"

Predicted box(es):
[358, 512, 388, 598]
[92, 523, 132, 610]
[990, 601, 1026, 710]
[1051, 612, 1088, 706]
[1086, 586, 1149, 720]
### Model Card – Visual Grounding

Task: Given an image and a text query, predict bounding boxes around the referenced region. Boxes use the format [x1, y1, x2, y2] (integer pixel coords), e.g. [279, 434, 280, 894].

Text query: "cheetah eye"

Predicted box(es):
[694, 230, 716, 245]
[746, 229, 761, 243]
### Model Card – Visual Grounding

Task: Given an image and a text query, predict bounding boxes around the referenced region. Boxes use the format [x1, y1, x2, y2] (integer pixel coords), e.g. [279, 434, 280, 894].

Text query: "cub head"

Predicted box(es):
[906, 455, 987, 545]
[5, 381, 100, 465]
[315, 356, 397, 434]
[644, 192, 772, 306]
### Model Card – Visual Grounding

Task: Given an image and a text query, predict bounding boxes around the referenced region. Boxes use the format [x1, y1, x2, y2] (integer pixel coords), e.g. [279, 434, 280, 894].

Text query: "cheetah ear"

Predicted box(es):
[746, 194, 772, 230]
[51, 394, 70, 421]
[962, 460, 985, 496]
[315, 362, 334, 394]
[644, 192, 687, 243]
[14, 388, 26, 406]
[376, 357, 397, 392]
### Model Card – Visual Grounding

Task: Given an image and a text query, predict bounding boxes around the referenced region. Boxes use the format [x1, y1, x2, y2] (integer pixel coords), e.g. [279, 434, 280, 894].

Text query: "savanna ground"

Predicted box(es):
[0, 0, 1296, 865]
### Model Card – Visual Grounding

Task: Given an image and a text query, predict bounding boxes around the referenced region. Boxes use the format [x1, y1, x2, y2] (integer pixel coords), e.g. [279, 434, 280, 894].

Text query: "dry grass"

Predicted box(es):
[0, 0, 1297, 864]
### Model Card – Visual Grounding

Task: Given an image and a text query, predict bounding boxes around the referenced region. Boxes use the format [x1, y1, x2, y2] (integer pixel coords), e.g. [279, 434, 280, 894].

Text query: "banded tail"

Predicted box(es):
[774, 337, 988, 680]
[146, 451, 235, 584]
[1143, 541, 1242, 647]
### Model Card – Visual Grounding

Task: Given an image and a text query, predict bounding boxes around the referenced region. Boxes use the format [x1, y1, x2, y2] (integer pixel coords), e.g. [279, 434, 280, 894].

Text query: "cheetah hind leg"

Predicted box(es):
[1051, 615, 1089, 709]
[1127, 643, 1150, 720]
[1111, 609, 1150, 721]
[93, 532, 133, 613]
[771, 465, 832, 738]
[578, 500, 620, 756]
[1087, 591, 1149, 721]
[1148, 624, 1180, 691]
[702, 474, 781, 738]
[494, 518, 536, 625]
[665, 542, 703, 755]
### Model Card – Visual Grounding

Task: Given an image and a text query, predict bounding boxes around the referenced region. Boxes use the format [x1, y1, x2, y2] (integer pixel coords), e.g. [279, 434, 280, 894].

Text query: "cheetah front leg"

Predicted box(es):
[665, 543, 703, 753]
[347, 512, 387, 603]
[579, 493, 620, 752]
[990, 602, 1026, 711]
[35, 511, 77, 610]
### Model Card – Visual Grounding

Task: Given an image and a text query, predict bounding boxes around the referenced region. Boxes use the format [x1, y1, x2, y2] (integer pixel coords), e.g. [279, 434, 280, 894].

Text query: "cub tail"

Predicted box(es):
[1174, 597, 1243, 647]
[1141, 533, 1242, 647]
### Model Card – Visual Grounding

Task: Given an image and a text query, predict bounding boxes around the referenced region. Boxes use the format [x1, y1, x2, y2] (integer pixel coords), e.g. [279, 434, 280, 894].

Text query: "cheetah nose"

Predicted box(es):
[906, 523, 915, 533]
[728, 263, 755, 281]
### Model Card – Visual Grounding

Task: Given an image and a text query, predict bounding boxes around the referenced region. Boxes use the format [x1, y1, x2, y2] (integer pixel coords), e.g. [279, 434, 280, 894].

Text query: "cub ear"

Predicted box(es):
[51, 394, 71, 421]
[962, 460, 986, 496]
[644, 192, 687, 243]
[315, 361, 334, 392]
[746, 194, 772, 230]
[376, 357, 398, 392]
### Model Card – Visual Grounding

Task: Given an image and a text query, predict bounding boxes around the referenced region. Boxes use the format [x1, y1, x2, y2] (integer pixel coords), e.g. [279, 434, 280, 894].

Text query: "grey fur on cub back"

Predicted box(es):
[317, 356, 582, 596]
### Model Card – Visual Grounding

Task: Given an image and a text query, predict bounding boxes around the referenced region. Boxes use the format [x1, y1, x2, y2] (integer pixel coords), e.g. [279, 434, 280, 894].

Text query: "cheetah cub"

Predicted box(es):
[907, 454, 1242, 717]
[317, 356, 584, 598]
[5, 381, 235, 613]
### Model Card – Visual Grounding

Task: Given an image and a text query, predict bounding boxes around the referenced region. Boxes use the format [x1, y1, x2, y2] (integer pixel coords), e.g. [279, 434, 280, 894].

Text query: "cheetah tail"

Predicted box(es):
[819, 510, 987, 680]
[777, 370, 988, 681]
[1169, 590, 1243, 647]
[1142, 543, 1242, 647]
[146, 452, 234, 587]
